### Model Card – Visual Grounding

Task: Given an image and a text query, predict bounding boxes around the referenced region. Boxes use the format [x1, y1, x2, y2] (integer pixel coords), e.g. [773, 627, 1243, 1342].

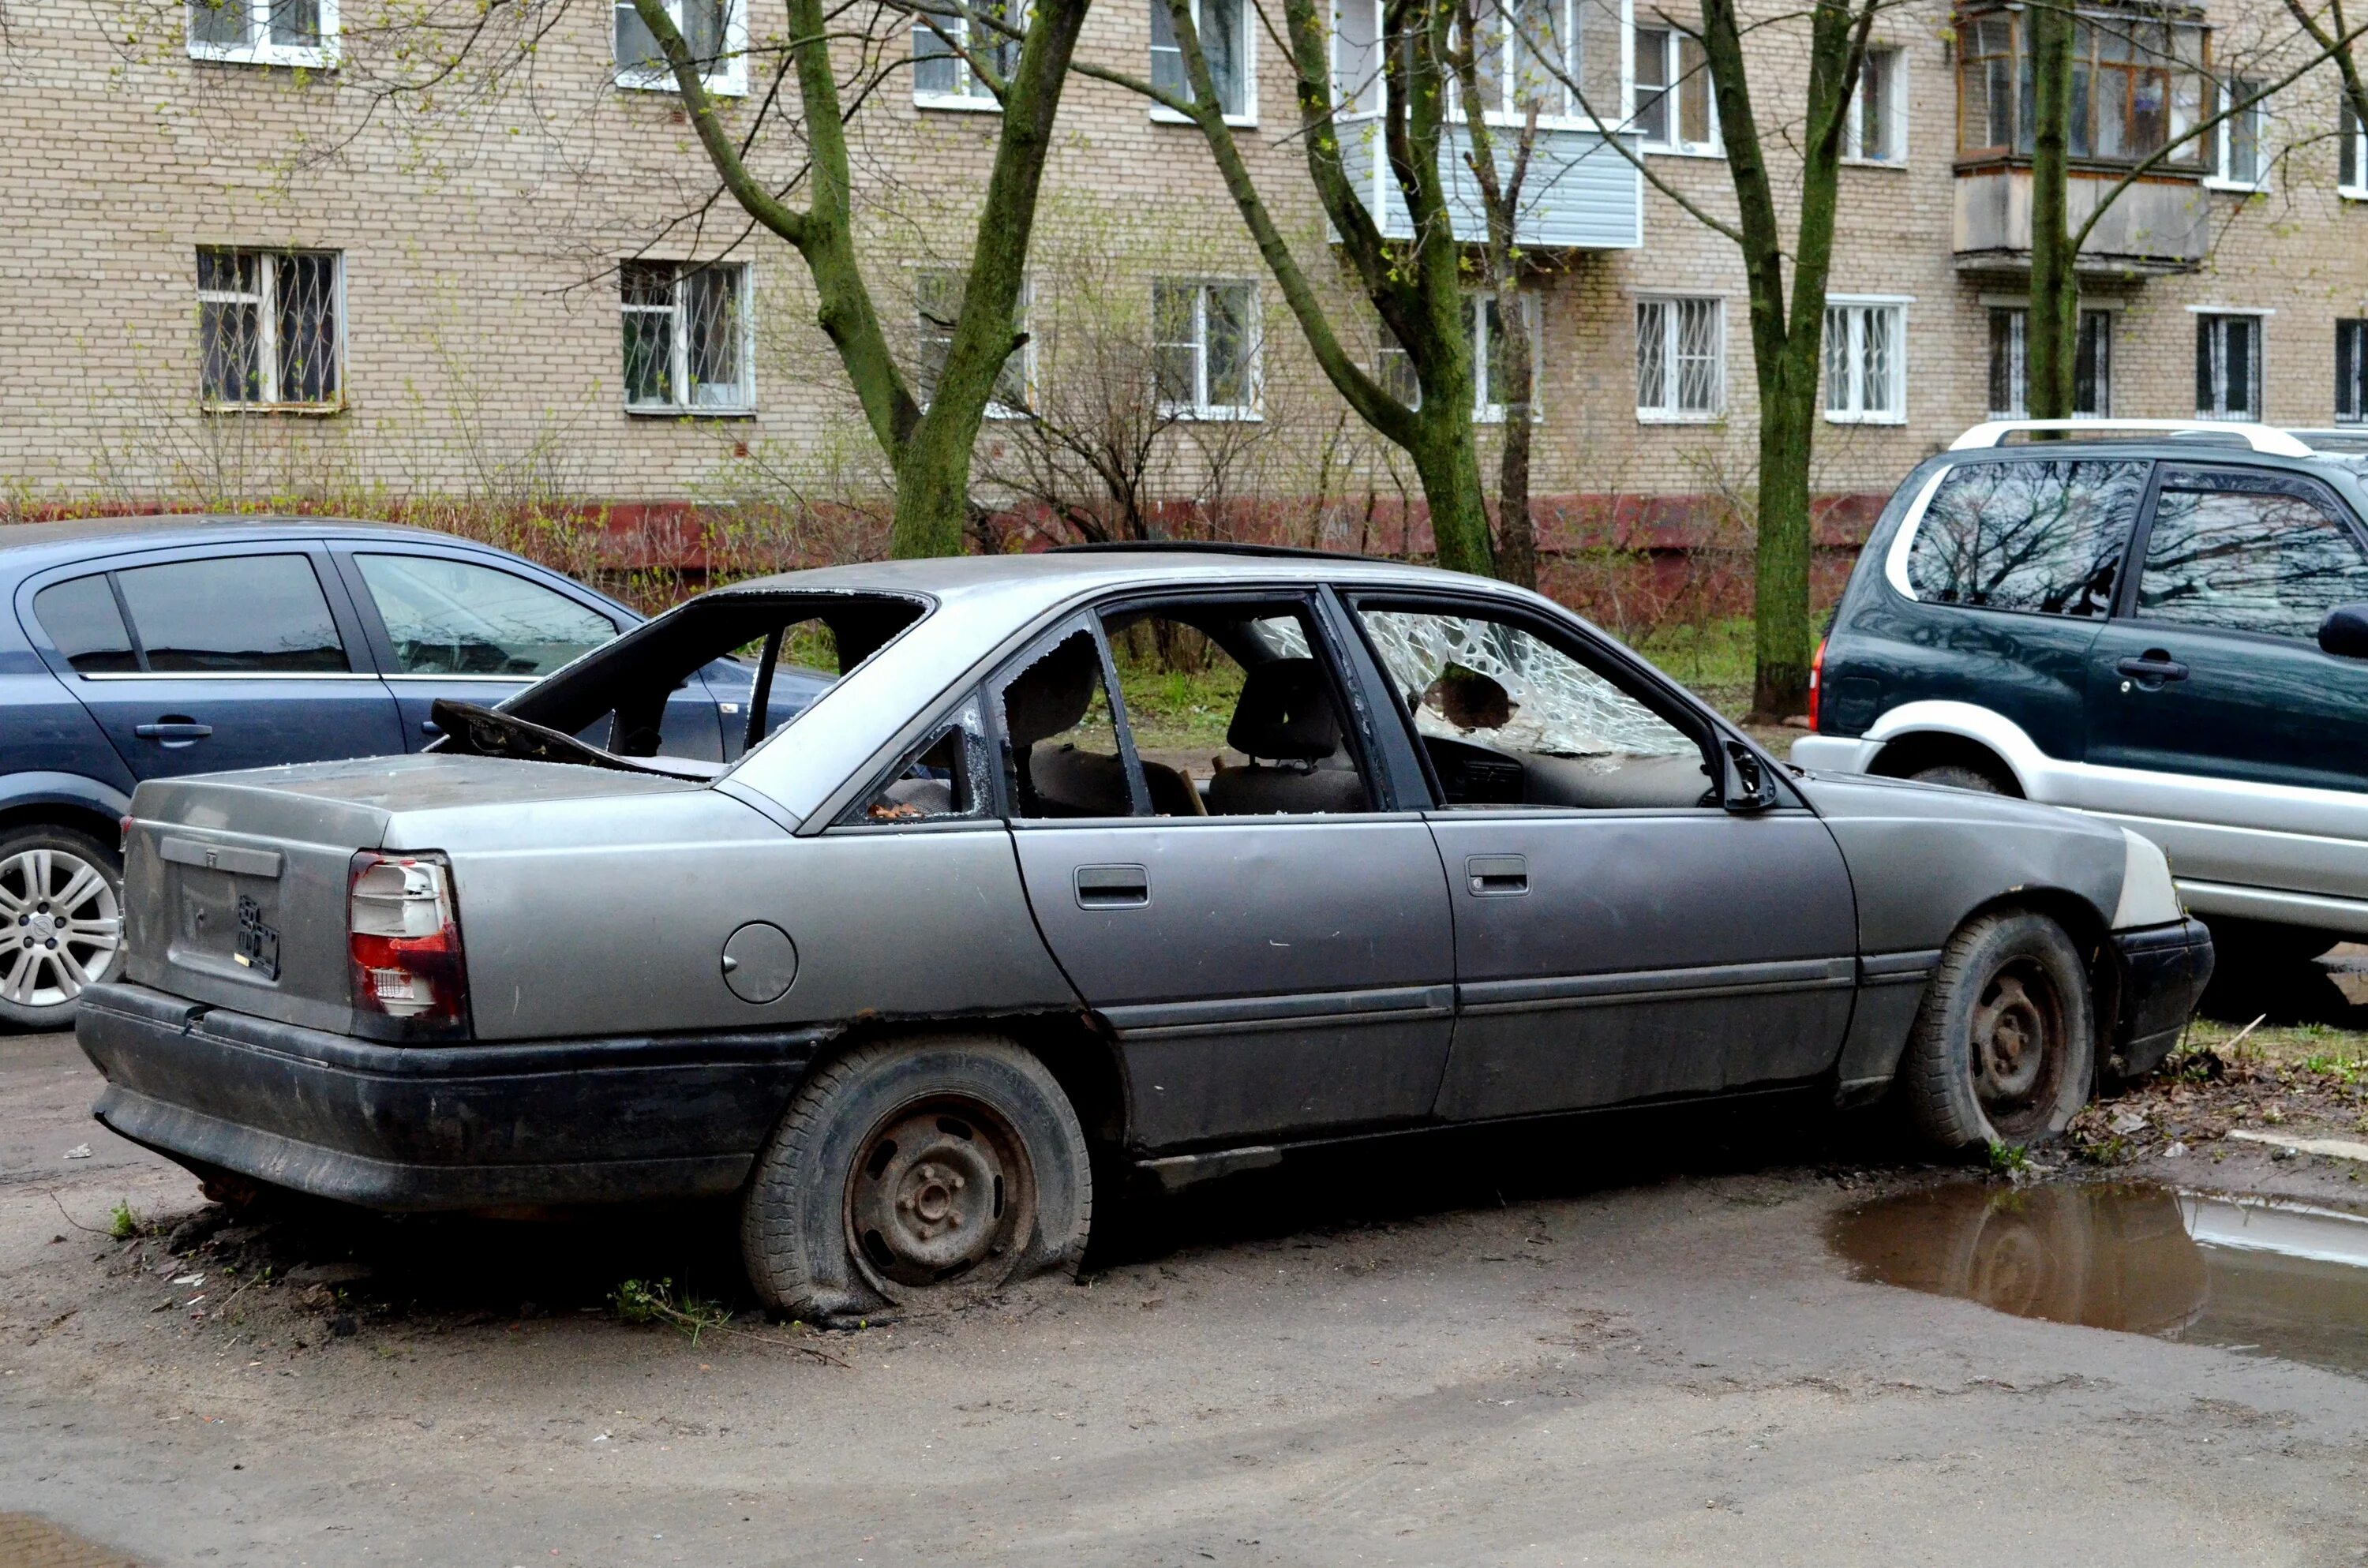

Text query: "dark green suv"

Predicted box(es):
[1795, 420, 2368, 966]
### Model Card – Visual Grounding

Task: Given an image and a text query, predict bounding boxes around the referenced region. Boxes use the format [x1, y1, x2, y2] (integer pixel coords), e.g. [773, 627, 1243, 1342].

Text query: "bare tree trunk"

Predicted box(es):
[2026, 0, 2078, 421]
[1493, 277, 1540, 590]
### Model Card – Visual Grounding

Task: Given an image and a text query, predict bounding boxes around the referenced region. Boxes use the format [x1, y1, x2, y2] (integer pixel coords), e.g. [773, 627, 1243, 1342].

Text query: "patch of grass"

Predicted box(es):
[107, 1201, 141, 1241]
[611, 1278, 733, 1345]
[1111, 661, 1245, 751]
[1635, 616, 1755, 695]
[1984, 1140, 2032, 1176]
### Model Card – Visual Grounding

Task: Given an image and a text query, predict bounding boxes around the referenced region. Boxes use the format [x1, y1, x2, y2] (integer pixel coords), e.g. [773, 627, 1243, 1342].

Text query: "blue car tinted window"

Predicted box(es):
[113, 556, 350, 673]
[1905, 459, 2149, 616]
[31, 574, 138, 674]
[2138, 469, 2368, 641]
[354, 553, 616, 676]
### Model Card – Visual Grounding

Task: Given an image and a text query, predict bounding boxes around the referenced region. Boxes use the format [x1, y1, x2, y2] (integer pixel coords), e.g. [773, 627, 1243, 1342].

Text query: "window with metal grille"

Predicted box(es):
[197, 249, 342, 411]
[620, 260, 753, 413]
[1632, 22, 1715, 153]
[2337, 320, 2368, 424]
[1153, 280, 1259, 418]
[1844, 46, 1903, 163]
[1635, 296, 1722, 420]
[185, 0, 335, 65]
[913, 0, 1025, 107]
[1985, 307, 2110, 418]
[2194, 312, 2263, 421]
[914, 269, 1029, 414]
[1823, 301, 1905, 423]
[1151, 0, 1252, 120]
[613, 0, 744, 94]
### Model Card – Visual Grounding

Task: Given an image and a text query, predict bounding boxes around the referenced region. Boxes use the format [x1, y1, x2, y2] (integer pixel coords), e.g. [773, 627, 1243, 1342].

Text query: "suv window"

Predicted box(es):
[30, 574, 138, 674]
[1905, 458, 2149, 616]
[2135, 467, 2368, 641]
[103, 556, 349, 673]
[355, 553, 616, 676]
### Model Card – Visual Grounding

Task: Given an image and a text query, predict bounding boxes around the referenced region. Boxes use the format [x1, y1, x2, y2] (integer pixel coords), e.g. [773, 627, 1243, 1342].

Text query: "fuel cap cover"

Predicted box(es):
[721, 921, 798, 1004]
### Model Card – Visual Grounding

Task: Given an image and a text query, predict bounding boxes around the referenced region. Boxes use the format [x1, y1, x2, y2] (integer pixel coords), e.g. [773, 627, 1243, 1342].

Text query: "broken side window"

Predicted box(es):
[844, 698, 995, 825]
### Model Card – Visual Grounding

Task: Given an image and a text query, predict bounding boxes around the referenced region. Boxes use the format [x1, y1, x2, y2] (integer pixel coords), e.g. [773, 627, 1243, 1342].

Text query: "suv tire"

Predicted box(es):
[0, 823, 126, 1030]
[740, 1035, 1092, 1322]
[1909, 763, 2007, 795]
[1901, 910, 2095, 1151]
[2202, 916, 2339, 973]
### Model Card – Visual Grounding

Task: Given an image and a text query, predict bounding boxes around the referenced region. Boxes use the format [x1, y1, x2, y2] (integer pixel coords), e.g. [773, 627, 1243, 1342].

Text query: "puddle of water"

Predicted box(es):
[1830, 1181, 2368, 1379]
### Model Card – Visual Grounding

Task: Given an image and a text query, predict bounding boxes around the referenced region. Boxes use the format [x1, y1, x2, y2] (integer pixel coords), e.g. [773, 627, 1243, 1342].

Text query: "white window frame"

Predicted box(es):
[914, 268, 1033, 418]
[2340, 319, 2368, 426]
[2193, 309, 2266, 422]
[912, 0, 1024, 111]
[1633, 294, 1725, 422]
[197, 248, 347, 414]
[1822, 296, 1908, 425]
[1631, 18, 1718, 156]
[613, 0, 747, 97]
[1149, 0, 1258, 128]
[185, 0, 339, 67]
[2343, 93, 2368, 200]
[1984, 305, 2111, 420]
[1155, 279, 1263, 421]
[1451, 0, 1588, 130]
[1469, 294, 1542, 423]
[620, 260, 758, 416]
[2206, 75, 2269, 191]
[1841, 43, 1905, 165]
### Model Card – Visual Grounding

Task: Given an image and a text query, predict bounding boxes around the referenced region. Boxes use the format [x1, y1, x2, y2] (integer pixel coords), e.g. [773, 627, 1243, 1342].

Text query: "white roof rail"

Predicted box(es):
[1949, 419, 2315, 458]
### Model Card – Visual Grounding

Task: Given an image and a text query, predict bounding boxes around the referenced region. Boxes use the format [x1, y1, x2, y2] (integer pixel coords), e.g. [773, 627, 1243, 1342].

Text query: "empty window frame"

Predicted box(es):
[620, 260, 754, 414]
[2195, 312, 2265, 421]
[913, 269, 1030, 414]
[1843, 45, 1904, 163]
[1459, 0, 1579, 121]
[1151, 0, 1253, 121]
[1632, 21, 1715, 153]
[186, 0, 336, 65]
[1986, 306, 2111, 419]
[197, 249, 343, 411]
[2211, 76, 2267, 187]
[1153, 279, 1260, 418]
[2340, 320, 2368, 425]
[1635, 295, 1723, 421]
[913, 0, 1024, 107]
[613, 0, 745, 95]
[1823, 300, 1905, 424]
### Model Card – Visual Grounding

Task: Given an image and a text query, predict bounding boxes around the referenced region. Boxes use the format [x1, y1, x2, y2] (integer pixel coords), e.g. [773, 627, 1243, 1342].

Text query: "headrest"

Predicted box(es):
[1227, 657, 1341, 762]
[1003, 633, 1099, 748]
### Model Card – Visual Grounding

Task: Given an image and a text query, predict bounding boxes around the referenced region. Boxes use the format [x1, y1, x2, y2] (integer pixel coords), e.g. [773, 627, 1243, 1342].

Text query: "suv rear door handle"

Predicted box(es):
[1073, 863, 1149, 909]
[1466, 854, 1530, 896]
[133, 720, 213, 744]
[2115, 652, 2190, 687]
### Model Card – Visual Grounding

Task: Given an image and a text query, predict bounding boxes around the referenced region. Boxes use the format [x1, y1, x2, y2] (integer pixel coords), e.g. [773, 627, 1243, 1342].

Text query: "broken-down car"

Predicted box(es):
[75, 548, 2214, 1318]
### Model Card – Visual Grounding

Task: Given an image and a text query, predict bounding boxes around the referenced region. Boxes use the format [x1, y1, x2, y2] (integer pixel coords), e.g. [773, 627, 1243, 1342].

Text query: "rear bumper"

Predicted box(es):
[74, 982, 824, 1211]
[2111, 917, 2216, 1078]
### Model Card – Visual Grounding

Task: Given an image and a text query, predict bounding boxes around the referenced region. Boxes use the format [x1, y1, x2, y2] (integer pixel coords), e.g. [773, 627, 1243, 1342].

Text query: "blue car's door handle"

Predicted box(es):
[133, 720, 213, 744]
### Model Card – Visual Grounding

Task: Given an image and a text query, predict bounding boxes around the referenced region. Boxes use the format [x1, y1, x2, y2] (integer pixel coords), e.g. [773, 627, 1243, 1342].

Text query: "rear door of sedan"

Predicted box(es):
[21, 544, 405, 779]
[991, 590, 1459, 1152]
[1338, 591, 1860, 1117]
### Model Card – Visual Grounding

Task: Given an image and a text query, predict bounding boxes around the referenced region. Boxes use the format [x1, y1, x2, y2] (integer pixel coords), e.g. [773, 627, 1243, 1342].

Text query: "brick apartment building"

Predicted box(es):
[2, 0, 2366, 537]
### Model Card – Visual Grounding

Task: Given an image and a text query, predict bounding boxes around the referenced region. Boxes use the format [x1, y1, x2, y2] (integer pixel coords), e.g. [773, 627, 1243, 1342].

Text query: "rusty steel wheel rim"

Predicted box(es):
[845, 1095, 1035, 1297]
[1969, 956, 2068, 1140]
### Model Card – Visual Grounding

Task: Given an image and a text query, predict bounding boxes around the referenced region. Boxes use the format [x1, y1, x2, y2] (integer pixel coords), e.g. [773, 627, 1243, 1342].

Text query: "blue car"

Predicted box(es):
[1, 515, 826, 1027]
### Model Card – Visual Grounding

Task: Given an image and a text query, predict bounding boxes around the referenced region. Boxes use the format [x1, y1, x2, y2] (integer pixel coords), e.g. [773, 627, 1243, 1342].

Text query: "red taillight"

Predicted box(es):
[348, 852, 469, 1034]
[1807, 638, 1827, 732]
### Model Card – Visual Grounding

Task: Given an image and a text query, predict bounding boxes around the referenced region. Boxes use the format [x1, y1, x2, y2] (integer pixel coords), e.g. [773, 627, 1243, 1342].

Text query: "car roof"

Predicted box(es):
[0, 513, 474, 575]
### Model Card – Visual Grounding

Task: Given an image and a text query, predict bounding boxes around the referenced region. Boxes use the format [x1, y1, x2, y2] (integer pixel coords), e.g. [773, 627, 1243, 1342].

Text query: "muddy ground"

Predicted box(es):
[3, 958, 2367, 1567]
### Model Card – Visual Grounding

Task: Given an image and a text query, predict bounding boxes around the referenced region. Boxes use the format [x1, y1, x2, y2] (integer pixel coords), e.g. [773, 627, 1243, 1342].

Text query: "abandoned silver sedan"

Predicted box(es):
[77, 548, 2212, 1317]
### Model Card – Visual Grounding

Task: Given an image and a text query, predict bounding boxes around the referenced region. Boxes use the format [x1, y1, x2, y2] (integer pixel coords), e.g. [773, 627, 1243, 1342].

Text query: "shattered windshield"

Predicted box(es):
[1360, 610, 1698, 759]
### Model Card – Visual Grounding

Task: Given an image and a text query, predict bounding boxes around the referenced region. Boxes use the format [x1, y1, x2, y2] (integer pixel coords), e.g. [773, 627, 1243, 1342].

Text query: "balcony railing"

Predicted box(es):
[1954, 166, 2208, 272]
[1336, 118, 1645, 250]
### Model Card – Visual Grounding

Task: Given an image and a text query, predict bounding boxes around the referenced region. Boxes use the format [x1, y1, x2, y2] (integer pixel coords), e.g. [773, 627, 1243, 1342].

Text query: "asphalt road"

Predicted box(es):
[3, 1028, 2366, 1568]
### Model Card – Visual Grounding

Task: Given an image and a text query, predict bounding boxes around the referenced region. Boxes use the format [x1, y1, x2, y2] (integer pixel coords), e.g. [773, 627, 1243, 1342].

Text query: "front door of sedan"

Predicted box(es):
[994, 602, 1459, 1153]
[1343, 597, 1860, 1118]
[330, 548, 725, 761]
[24, 550, 405, 780]
[2081, 463, 2368, 900]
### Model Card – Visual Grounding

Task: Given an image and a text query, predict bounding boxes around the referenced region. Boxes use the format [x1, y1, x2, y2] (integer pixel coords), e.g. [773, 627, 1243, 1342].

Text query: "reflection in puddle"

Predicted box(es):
[1830, 1182, 2368, 1378]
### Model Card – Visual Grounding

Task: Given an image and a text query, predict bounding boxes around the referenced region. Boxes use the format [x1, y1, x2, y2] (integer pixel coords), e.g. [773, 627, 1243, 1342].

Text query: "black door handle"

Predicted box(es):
[420, 720, 443, 738]
[1073, 863, 1149, 909]
[2115, 651, 2190, 687]
[133, 720, 213, 744]
[1466, 854, 1530, 896]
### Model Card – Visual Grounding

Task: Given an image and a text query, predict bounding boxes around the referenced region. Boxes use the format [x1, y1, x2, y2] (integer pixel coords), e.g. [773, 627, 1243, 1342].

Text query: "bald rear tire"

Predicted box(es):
[739, 1036, 1092, 1322]
[1901, 911, 2096, 1152]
